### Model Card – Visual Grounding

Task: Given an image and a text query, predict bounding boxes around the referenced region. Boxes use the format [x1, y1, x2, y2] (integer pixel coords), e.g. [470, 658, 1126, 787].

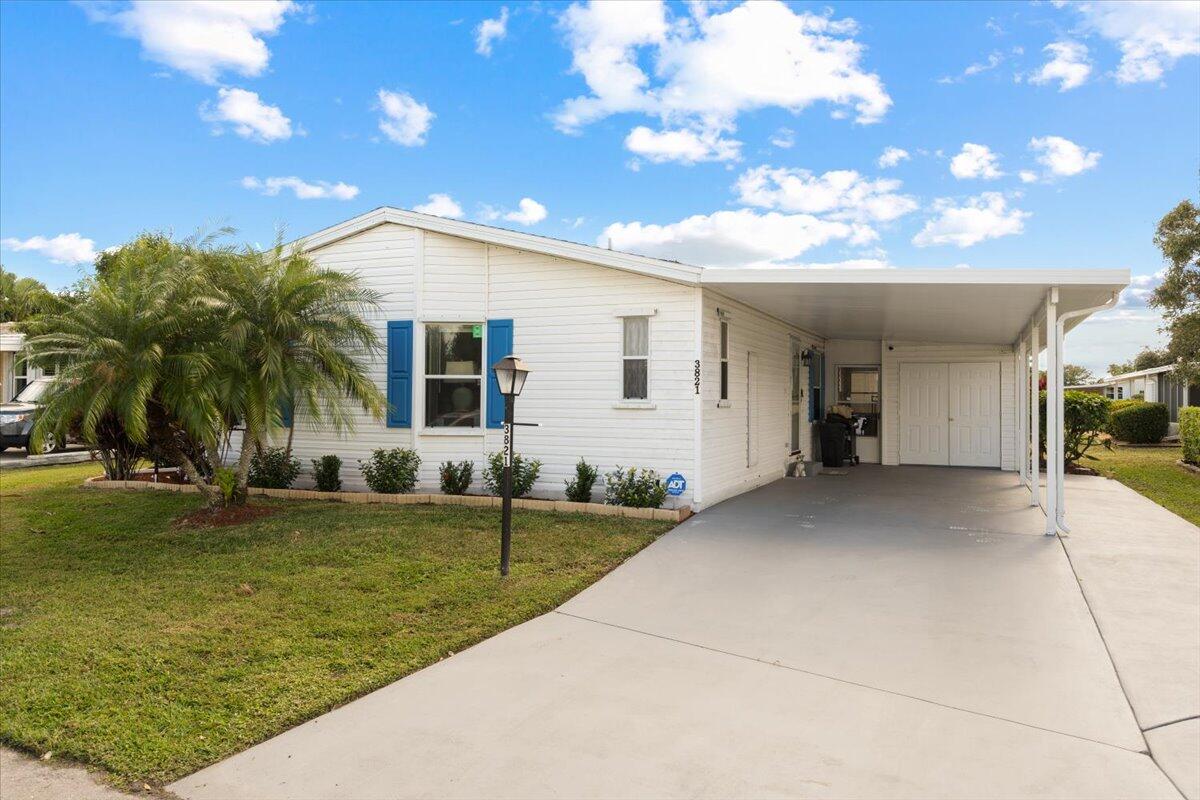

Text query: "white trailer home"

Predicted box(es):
[283, 207, 1127, 533]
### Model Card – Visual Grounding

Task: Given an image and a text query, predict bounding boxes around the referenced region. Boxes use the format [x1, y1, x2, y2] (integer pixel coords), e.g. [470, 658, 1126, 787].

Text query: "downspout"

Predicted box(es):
[1053, 291, 1120, 533]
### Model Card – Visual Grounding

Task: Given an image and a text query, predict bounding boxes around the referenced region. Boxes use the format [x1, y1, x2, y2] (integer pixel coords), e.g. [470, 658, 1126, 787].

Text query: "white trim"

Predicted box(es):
[419, 428, 485, 437]
[717, 399, 732, 409]
[613, 307, 658, 318]
[700, 268, 1130, 286]
[692, 286, 704, 508]
[612, 401, 657, 410]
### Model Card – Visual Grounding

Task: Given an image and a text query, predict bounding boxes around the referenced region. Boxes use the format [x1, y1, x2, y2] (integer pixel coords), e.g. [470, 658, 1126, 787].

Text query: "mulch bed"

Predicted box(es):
[130, 470, 189, 485]
[175, 504, 278, 528]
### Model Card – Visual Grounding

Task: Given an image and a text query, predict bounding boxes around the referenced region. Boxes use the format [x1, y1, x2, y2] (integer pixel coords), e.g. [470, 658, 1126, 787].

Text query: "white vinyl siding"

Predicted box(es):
[700, 290, 821, 508]
[286, 225, 698, 503]
[882, 341, 1016, 470]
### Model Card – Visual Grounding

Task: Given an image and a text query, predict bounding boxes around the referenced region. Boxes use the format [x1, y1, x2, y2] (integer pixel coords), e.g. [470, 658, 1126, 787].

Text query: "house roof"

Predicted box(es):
[297, 207, 1131, 347]
[1089, 364, 1178, 384]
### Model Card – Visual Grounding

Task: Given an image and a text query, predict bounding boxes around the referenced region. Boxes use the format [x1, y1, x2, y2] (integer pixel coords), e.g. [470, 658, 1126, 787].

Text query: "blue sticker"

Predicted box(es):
[665, 472, 686, 496]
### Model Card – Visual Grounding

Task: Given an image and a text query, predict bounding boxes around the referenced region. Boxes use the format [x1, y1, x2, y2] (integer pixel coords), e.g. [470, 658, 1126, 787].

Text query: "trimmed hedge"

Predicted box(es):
[1181, 407, 1199, 465]
[1108, 401, 1169, 444]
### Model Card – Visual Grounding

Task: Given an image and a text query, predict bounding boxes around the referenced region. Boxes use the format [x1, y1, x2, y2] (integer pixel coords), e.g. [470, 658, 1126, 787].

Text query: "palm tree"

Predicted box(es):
[24, 239, 226, 495]
[204, 241, 387, 501]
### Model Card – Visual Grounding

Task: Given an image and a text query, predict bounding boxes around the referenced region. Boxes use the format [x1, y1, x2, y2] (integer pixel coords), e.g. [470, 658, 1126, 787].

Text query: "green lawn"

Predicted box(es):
[0, 463, 672, 787]
[1089, 444, 1200, 527]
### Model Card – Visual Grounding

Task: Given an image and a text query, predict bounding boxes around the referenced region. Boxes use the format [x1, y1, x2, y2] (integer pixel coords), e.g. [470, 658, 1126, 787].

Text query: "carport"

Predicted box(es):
[701, 268, 1126, 534]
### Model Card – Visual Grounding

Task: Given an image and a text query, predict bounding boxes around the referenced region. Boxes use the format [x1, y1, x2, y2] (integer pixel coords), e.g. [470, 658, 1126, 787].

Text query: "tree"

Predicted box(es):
[201, 239, 387, 502]
[1151, 199, 1199, 383]
[1107, 347, 1173, 377]
[0, 267, 63, 322]
[25, 231, 387, 507]
[1063, 364, 1094, 386]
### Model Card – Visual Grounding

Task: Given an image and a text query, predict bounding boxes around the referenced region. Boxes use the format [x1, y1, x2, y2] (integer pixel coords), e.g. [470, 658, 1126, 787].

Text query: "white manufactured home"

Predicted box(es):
[284, 208, 1128, 532]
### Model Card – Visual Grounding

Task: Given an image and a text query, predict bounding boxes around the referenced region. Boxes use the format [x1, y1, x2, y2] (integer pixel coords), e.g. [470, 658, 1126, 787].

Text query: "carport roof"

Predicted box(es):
[700, 268, 1129, 346]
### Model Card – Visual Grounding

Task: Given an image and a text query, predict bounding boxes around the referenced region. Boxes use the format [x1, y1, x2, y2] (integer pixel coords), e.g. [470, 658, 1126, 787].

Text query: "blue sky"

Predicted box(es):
[1, 0, 1198, 375]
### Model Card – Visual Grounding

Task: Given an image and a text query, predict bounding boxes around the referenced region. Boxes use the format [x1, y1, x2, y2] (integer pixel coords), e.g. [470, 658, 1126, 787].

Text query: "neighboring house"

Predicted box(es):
[1076, 364, 1198, 434]
[1, 323, 30, 402]
[277, 208, 1127, 531]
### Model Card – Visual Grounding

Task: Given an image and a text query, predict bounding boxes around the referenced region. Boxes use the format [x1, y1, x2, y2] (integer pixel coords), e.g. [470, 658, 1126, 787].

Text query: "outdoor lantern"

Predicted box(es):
[492, 355, 531, 397]
[492, 355, 532, 577]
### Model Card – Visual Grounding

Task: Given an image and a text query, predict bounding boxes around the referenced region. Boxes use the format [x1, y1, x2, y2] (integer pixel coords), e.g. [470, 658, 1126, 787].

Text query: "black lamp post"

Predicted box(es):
[492, 355, 531, 577]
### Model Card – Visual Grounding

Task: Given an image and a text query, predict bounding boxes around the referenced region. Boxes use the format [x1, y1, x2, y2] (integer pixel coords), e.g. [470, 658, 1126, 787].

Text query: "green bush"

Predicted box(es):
[564, 459, 599, 503]
[1038, 391, 1112, 465]
[1180, 407, 1199, 465]
[439, 460, 474, 495]
[1108, 402, 1170, 444]
[359, 448, 420, 494]
[1108, 398, 1144, 416]
[310, 454, 342, 492]
[604, 466, 667, 508]
[482, 451, 541, 498]
[248, 446, 300, 489]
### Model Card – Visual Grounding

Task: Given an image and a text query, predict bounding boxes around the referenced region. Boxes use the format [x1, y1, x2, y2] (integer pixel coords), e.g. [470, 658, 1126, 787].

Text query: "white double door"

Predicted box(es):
[899, 362, 1001, 467]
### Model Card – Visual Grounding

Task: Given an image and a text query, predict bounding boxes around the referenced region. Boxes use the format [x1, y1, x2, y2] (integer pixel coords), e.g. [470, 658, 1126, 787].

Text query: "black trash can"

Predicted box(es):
[819, 422, 846, 468]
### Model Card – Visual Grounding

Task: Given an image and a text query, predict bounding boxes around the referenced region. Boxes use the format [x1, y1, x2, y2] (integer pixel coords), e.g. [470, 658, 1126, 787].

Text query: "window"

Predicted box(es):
[719, 320, 729, 401]
[12, 355, 30, 399]
[1117, 386, 1124, 400]
[622, 316, 649, 400]
[425, 323, 482, 427]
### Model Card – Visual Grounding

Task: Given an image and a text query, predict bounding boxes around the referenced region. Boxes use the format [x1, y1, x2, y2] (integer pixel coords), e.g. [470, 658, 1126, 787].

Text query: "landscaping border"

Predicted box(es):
[82, 476, 692, 522]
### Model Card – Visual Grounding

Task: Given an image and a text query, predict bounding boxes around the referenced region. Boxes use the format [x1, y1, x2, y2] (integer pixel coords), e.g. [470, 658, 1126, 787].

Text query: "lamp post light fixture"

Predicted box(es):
[492, 355, 531, 577]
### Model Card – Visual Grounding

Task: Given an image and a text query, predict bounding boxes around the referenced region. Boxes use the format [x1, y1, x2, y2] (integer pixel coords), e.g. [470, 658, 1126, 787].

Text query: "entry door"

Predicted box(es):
[948, 362, 1001, 467]
[899, 363, 949, 465]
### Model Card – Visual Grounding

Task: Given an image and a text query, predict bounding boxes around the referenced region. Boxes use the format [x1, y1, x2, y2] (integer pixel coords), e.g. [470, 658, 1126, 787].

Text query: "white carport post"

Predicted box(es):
[1016, 336, 1028, 487]
[1044, 289, 1060, 535]
[1029, 320, 1040, 508]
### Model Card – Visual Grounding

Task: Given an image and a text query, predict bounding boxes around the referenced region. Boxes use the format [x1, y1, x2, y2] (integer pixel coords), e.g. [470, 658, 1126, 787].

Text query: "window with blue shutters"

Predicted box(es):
[386, 321, 413, 428]
[486, 319, 513, 429]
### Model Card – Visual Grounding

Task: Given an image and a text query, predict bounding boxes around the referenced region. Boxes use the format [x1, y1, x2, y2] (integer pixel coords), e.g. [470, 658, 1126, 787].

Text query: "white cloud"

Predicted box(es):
[1029, 135, 1101, 177]
[199, 87, 292, 143]
[769, 127, 795, 149]
[1075, 1, 1200, 84]
[877, 146, 910, 168]
[1029, 41, 1092, 91]
[553, 0, 890, 160]
[734, 166, 918, 225]
[949, 143, 1003, 180]
[80, 0, 297, 84]
[412, 193, 464, 218]
[2, 233, 98, 264]
[475, 7, 509, 56]
[241, 176, 359, 200]
[625, 126, 741, 164]
[600, 208, 876, 267]
[376, 89, 434, 146]
[484, 197, 548, 226]
[938, 50, 1003, 83]
[1019, 170, 1039, 184]
[912, 192, 1029, 248]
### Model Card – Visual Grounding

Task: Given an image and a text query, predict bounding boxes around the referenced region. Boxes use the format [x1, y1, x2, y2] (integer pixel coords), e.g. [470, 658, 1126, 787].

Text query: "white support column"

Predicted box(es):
[1029, 320, 1039, 507]
[1044, 288, 1060, 535]
[1055, 318, 1067, 527]
[1016, 337, 1027, 485]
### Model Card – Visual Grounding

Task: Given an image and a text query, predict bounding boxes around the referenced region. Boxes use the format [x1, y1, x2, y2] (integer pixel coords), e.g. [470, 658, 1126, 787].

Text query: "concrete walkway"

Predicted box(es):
[0, 747, 145, 800]
[171, 467, 1194, 800]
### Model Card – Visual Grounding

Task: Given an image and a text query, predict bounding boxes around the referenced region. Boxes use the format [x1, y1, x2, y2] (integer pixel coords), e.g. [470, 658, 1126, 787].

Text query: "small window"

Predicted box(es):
[622, 316, 649, 400]
[12, 355, 30, 399]
[719, 320, 729, 401]
[425, 323, 482, 427]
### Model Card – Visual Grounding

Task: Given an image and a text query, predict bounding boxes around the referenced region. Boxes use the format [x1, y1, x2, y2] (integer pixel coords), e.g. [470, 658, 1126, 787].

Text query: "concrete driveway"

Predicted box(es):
[171, 467, 1195, 800]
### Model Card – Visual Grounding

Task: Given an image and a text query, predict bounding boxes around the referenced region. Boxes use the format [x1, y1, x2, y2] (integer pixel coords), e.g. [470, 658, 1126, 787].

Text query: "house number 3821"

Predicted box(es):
[694, 360, 701, 394]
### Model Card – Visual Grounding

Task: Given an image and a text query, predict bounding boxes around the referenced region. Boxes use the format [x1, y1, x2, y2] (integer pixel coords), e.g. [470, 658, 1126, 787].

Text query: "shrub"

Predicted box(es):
[311, 454, 343, 492]
[1180, 407, 1199, 466]
[564, 459, 599, 503]
[1108, 402, 1170, 444]
[482, 452, 542, 498]
[1038, 391, 1112, 465]
[439, 460, 474, 495]
[1108, 398, 1144, 416]
[604, 466, 667, 508]
[248, 446, 301, 489]
[359, 448, 420, 494]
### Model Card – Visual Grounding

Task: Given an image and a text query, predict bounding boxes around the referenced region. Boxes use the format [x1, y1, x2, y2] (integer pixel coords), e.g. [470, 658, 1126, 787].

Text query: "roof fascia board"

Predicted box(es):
[699, 268, 1130, 286]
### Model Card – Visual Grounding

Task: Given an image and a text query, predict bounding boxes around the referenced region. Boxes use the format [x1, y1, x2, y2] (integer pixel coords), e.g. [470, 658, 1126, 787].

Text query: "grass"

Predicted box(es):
[0, 462, 673, 787]
[1088, 444, 1200, 526]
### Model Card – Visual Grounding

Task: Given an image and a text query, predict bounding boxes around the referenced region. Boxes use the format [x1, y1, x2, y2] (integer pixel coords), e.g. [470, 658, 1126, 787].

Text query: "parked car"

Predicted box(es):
[1, 377, 60, 454]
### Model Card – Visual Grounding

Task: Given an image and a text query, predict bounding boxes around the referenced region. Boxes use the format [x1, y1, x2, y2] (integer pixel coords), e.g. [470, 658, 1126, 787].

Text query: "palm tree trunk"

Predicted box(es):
[283, 419, 295, 462]
[177, 451, 224, 506]
[233, 424, 256, 505]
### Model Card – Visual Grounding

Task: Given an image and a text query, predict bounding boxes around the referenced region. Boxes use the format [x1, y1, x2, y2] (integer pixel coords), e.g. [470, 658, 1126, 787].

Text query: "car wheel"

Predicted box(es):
[38, 432, 59, 454]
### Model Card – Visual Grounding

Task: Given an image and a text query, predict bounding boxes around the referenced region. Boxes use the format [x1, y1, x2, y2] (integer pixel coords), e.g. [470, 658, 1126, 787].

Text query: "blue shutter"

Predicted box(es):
[486, 319, 513, 429]
[279, 395, 293, 429]
[387, 321, 413, 428]
[808, 350, 823, 422]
